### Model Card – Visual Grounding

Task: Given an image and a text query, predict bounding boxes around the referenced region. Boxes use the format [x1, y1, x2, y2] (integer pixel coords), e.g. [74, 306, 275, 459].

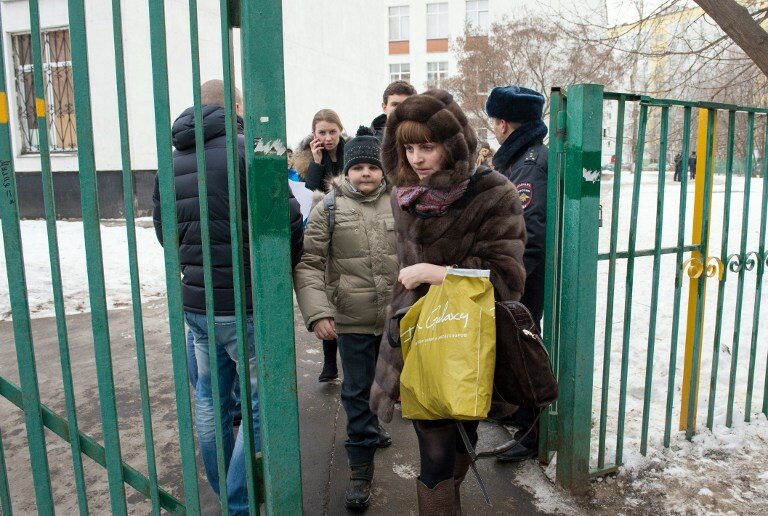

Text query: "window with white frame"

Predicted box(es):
[389, 6, 410, 41]
[389, 63, 411, 82]
[426, 61, 448, 87]
[466, 0, 489, 34]
[426, 3, 449, 39]
[11, 29, 77, 154]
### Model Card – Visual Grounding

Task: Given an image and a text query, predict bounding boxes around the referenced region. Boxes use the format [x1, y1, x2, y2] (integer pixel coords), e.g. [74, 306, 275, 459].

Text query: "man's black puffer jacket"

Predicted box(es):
[153, 104, 304, 315]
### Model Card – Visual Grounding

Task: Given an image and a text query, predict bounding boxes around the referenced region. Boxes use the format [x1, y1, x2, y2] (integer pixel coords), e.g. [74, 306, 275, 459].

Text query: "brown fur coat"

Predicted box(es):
[369, 172, 527, 422]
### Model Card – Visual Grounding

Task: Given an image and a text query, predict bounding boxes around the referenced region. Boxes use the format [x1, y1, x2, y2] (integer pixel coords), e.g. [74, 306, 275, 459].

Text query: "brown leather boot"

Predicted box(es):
[416, 477, 455, 516]
[453, 453, 472, 515]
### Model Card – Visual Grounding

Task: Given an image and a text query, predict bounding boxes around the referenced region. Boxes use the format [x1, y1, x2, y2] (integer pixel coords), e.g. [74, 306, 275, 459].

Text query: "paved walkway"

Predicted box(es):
[0, 302, 546, 514]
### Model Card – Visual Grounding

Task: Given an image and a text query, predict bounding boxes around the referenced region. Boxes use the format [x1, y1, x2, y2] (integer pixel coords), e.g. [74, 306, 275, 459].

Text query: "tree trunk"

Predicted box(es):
[693, 0, 768, 77]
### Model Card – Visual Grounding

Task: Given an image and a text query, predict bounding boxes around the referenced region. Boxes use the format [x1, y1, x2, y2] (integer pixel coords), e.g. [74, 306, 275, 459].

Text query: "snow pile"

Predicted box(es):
[0, 220, 167, 320]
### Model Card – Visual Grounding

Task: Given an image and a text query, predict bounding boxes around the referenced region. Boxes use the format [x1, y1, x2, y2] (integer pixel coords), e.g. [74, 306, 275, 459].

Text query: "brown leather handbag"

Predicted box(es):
[493, 301, 558, 408]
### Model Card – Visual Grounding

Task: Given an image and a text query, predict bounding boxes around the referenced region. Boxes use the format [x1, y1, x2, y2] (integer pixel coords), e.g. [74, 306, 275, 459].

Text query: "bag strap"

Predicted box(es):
[386, 306, 411, 348]
[456, 424, 491, 506]
[324, 189, 336, 236]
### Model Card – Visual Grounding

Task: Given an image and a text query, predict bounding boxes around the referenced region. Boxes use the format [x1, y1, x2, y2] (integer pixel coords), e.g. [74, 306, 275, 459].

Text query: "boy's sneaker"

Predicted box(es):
[345, 463, 374, 510]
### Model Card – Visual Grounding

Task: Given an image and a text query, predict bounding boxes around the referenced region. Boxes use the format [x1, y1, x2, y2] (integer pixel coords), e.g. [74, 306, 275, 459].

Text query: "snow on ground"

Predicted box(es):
[0, 218, 167, 320]
[1, 174, 767, 513]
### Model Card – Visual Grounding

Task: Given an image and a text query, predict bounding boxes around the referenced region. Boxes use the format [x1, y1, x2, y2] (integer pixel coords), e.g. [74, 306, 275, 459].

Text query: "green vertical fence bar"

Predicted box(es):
[66, 0, 128, 510]
[746, 118, 768, 420]
[706, 111, 737, 430]
[26, 1, 90, 512]
[616, 102, 648, 465]
[726, 112, 755, 427]
[640, 105, 669, 455]
[540, 88, 566, 462]
[110, 0, 160, 512]
[185, 1, 231, 510]
[219, 1, 261, 512]
[664, 106, 692, 447]
[597, 96, 626, 468]
[685, 109, 717, 440]
[555, 83, 603, 492]
[762, 116, 768, 417]
[146, 0, 201, 512]
[0, 426, 11, 515]
[0, 10, 55, 516]
[240, 0, 303, 512]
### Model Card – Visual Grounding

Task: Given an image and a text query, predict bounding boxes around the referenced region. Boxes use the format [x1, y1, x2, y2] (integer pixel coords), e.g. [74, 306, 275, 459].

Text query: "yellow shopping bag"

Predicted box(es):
[399, 268, 496, 420]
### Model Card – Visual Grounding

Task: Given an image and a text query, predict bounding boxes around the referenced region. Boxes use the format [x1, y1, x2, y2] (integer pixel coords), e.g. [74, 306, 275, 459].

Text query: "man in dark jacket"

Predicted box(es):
[152, 79, 303, 513]
[689, 151, 697, 180]
[486, 85, 548, 464]
[674, 152, 683, 182]
[368, 80, 416, 141]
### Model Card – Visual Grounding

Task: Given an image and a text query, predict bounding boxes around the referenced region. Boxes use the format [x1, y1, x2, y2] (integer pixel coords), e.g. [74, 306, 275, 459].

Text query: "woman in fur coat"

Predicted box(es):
[369, 90, 527, 515]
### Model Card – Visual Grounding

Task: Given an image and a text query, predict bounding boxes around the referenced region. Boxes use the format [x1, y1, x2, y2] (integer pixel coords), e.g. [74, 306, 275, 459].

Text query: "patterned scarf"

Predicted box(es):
[395, 180, 470, 216]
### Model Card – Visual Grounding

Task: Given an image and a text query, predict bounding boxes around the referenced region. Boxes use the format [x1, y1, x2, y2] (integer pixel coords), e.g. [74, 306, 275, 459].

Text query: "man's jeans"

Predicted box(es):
[336, 333, 380, 465]
[187, 327, 241, 407]
[185, 312, 259, 515]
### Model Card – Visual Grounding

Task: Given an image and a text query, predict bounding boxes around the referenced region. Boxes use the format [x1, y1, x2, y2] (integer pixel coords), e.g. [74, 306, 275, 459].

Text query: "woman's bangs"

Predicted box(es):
[396, 121, 433, 146]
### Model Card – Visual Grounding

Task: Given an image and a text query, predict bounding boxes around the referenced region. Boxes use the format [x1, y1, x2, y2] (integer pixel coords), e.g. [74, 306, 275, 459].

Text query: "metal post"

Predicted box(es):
[680, 109, 717, 433]
[555, 83, 603, 493]
[240, 0, 303, 513]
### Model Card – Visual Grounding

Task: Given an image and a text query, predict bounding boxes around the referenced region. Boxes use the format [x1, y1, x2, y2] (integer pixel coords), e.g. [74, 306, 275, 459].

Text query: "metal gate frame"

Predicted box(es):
[543, 83, 768, 493]
[0, 1, 301, 514]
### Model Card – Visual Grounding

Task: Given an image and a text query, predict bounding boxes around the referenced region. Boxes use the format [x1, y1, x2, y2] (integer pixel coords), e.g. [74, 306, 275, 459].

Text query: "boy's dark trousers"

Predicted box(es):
[337, 333, 381, 465]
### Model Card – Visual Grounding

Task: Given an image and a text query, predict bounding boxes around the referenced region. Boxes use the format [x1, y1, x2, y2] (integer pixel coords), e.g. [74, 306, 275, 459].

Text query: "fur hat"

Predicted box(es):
[382, 89, 477, 189]
[343, 126, 382, 174]
[485, 86, 545, 123]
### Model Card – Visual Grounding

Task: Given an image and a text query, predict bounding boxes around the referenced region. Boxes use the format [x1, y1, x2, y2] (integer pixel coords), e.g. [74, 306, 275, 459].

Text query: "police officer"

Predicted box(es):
[486, 85, 548, 463]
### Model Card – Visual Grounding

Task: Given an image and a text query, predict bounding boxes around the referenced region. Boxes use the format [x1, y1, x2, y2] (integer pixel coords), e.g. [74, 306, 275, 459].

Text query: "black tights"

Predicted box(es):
[412, 420, 479, 489]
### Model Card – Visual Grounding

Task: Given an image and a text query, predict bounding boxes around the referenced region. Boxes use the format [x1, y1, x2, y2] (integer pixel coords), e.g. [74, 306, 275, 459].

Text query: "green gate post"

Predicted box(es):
[240, 0, 303, 513]
[555, 84, 603, 493]
[539, 88, 566, 463]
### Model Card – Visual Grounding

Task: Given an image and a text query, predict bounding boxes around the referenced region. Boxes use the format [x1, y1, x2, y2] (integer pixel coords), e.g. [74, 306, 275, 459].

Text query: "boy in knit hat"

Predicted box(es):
[294, 127, 398, 510]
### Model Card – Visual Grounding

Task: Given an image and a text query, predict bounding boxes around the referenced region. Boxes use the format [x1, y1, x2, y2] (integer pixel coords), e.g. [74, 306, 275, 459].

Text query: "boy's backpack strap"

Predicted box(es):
[324, 189, 337, 236]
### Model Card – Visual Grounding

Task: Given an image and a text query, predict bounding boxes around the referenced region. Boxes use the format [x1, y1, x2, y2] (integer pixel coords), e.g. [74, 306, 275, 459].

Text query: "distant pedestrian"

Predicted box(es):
[689, 151, 697, 180]
[294, 127, 397, 510]
[476, 140, 494, 169]
[673, 152, 683, 182]
[287, 147, 300, 182]
[368, 80, 417, 141]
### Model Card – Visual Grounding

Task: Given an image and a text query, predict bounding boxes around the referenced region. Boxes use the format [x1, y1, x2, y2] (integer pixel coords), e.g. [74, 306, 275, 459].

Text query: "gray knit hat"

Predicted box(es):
[343, 126, 382, 175]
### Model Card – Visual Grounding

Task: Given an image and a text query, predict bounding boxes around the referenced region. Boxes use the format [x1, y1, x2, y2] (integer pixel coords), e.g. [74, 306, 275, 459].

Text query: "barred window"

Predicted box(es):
[389, 63, 411, 83]
[11, 29, 77, 154]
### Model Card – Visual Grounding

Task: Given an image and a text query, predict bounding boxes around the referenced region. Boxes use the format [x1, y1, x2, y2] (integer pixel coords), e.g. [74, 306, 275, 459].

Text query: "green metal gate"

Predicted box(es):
[0, 1, 300, 514]
[544, 84, 768, 492]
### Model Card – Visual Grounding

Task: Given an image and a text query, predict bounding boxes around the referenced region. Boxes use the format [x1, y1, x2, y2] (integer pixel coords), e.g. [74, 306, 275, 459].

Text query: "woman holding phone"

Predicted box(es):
[294, 109, 347, 381]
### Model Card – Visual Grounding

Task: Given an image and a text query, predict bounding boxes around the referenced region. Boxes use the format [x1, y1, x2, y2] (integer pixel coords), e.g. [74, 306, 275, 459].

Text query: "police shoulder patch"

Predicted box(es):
[516, 182, 533, 209]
